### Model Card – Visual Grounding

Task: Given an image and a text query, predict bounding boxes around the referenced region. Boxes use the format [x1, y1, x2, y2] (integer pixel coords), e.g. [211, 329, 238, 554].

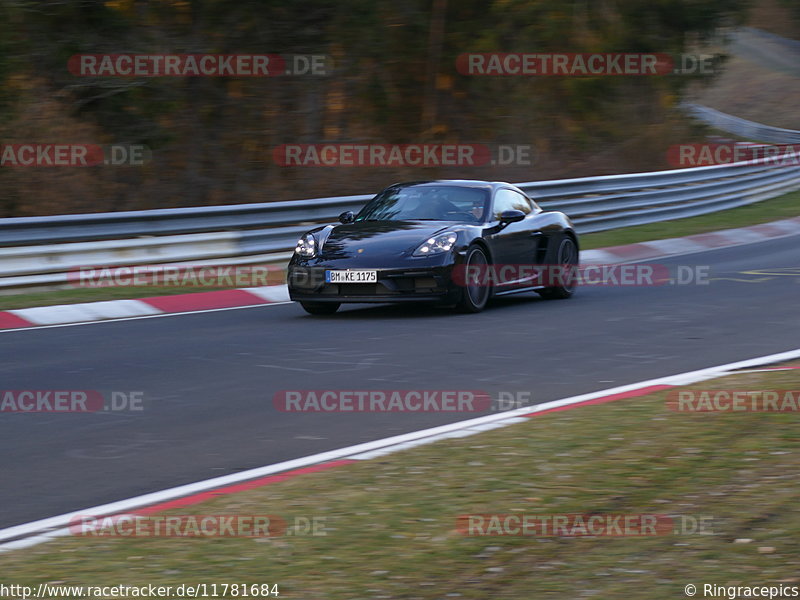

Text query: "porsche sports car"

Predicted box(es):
[288, 180, 579, 314]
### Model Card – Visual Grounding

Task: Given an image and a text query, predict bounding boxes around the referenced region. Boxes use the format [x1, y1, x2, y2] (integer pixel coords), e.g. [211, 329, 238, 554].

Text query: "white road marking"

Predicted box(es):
[9, 299, 161, 326]
[0, 301, 294, 334]
[645, 238, 710, 255]
[241, 285, 291, 303]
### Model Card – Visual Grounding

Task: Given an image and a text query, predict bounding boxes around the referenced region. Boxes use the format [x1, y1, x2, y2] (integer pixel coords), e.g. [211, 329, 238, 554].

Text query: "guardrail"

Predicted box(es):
[683, 103, 800, 144]
[2, 145, 799, 290]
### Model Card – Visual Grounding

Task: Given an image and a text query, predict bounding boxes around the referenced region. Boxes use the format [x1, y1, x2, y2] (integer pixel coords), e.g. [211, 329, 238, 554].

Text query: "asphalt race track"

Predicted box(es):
[1, 234, 798, 529]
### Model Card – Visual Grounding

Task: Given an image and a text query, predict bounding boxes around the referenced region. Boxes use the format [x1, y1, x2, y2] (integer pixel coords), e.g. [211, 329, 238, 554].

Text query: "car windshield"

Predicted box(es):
[356, 185, 490, 223]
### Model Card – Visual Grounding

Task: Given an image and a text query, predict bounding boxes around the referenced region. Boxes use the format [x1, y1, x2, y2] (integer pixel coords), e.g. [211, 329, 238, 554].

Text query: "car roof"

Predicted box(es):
[387, 180, 522, 193]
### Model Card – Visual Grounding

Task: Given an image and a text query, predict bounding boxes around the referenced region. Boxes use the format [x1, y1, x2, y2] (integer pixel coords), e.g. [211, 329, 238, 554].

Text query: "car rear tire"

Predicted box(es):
[537, 234, 578, 300]
[300, 301, 340, 315]
[457, 245, 491, 313]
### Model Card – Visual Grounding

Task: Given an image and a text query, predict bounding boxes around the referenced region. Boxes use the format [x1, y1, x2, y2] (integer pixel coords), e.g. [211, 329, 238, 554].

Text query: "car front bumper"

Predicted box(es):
[287, 264, 463, 304]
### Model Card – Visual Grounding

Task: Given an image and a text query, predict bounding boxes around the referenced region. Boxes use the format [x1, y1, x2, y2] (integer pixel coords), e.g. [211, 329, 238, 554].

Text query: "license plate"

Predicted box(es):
[326, 270, 378, 284]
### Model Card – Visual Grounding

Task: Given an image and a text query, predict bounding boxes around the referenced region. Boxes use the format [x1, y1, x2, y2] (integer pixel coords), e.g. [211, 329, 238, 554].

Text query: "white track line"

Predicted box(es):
[2, 346, 799, 553]
[9, 299, 162, 326]
[0, 301, 294, 334]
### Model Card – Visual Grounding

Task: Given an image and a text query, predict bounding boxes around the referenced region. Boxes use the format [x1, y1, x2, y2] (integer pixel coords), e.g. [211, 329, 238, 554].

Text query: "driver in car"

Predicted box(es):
[468, 197, 485, 221]
[416, 191, 456, 220]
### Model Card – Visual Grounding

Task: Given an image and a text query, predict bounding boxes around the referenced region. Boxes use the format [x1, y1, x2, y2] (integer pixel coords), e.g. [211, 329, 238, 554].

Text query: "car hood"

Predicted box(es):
[320, 220, 454, 259]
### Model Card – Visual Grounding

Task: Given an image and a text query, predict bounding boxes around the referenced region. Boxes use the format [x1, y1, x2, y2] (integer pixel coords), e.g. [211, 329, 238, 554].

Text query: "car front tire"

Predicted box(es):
[456, 245, 491, 313]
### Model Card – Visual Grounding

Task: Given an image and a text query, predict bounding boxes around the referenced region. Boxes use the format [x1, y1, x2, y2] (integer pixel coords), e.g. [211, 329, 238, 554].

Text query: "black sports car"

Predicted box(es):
[287, 180, 579, 314]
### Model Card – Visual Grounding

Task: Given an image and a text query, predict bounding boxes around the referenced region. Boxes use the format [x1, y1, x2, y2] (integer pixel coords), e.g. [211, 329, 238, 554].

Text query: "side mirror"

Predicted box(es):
[499, 209, 525, 223]
[338, 211, 355, 224]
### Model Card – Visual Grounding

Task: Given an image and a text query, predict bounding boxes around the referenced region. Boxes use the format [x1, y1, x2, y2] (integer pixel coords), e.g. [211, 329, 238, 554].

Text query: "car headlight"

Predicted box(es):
[295, 233, 317, 258]
[413, 232, 458, 257]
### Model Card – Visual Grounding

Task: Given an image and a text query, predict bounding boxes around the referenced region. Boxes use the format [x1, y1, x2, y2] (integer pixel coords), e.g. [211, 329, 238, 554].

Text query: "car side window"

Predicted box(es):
[492, 189, 533, 220]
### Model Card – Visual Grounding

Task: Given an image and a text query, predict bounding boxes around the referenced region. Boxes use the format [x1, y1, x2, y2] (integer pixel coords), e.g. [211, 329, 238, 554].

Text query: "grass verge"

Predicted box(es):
[1, 364, 798, 599]
[580, 189, 800, 250]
